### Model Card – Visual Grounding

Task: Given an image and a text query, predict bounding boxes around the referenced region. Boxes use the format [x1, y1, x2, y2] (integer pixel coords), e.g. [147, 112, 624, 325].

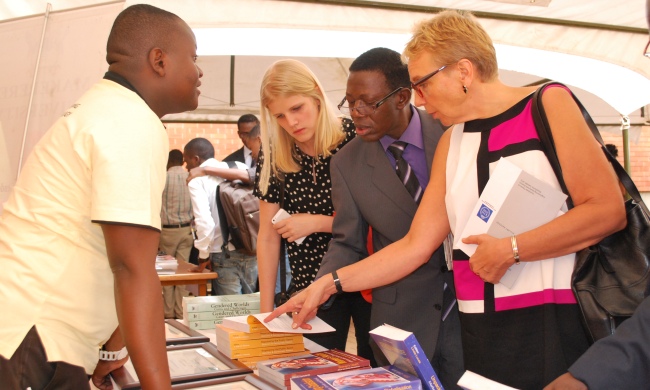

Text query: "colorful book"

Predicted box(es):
[182, 292, 260, 312]
[258, 349, 371, 389]
[216, 324, 293, 341]
[219, 343, 306, 359]
[290, 365, 422, 390]
[221, 314, 270, 333]
[370, 324, 443, 390]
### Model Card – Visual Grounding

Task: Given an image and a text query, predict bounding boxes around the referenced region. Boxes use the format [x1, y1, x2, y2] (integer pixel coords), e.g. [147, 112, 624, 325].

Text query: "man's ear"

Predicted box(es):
[396, 88, 412, 109]
[149, 48, 166, 76]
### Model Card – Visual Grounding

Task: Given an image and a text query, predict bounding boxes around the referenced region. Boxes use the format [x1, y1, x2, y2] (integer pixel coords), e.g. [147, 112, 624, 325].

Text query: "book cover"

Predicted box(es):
[221, 314, 270, 333]
[216, 324, 293, 341]
[219, 342, 306, 359]
[369, 324, 444, 390]
[186, 307, 260, 321]
[258, 349, 371, 386]
[218, 333, 304, 350]
[290, 365, 422, 390]
[182, 293, 260, 313]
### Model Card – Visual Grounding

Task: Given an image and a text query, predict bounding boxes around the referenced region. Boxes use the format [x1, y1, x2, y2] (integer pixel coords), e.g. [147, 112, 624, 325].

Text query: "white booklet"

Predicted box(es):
[252, 312, 335, 334]
[456, 158, 567, 288]
[458, 370, 519, 390]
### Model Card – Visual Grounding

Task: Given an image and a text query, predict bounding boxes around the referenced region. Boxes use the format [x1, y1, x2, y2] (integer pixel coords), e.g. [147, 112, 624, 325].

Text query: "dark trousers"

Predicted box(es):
[0, 326, 90, 390]
[308, 291, 377, 367]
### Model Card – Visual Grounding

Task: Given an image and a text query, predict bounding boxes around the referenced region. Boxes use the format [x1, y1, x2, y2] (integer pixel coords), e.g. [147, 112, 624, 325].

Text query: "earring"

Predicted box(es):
[463, 85, 468, 94]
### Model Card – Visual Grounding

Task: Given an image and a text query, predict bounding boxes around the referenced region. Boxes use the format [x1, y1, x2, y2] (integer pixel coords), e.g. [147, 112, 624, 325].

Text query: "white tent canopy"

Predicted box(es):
[1, 0, 649, 206]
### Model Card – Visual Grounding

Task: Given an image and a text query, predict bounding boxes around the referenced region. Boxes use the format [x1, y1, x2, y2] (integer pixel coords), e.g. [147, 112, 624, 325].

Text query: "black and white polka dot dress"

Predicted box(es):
[254, 118, 355, 289]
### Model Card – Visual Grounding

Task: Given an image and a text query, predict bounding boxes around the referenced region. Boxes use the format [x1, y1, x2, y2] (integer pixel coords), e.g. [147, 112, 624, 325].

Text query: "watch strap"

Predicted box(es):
[99, 346, 128, 361]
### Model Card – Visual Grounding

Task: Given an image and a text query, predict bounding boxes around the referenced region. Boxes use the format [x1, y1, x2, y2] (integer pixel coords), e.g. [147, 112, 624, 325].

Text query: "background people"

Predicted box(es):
[316, 47, 462, 387]
[184, 138, 258, 295]
[160, 149, 194, 319]
[254, 59, 373, 361]
[269, 10, 625, 389]
[224, 113, 261, 168]
[0, 4, 203, 389]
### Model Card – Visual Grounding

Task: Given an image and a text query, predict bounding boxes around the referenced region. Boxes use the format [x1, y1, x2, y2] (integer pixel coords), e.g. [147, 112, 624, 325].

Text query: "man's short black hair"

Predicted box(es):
[168, 149, 184, 165]
[185, 138, 215, 161]
[349, 47, 411, 91]
[237, 114, 260, 128]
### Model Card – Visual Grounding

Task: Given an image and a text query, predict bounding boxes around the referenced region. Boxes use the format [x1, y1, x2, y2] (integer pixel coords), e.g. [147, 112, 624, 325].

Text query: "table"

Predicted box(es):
[159, 259, 217, 296]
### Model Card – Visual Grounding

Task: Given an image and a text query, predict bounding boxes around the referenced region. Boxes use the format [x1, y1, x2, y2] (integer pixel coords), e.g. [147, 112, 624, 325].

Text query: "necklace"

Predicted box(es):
[311, 156, 317, 184]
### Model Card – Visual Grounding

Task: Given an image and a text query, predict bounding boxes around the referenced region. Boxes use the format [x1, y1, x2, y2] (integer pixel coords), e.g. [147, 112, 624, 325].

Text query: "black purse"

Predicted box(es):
[532, 82, 650, 343]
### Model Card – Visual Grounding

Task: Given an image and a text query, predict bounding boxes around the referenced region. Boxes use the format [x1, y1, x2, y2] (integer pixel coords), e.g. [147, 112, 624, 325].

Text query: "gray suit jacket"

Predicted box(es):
[317, 109, 454, 361]
[570, 295, 650, 388]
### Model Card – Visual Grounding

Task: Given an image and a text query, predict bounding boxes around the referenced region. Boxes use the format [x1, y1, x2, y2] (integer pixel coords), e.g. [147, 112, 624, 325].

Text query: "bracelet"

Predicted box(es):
[331, 271, 343, 294]
[511, 235, 520, 264]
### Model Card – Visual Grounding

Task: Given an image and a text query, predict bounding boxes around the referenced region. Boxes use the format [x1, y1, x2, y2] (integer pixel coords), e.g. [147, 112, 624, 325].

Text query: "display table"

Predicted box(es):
[159, 260, 217, 296]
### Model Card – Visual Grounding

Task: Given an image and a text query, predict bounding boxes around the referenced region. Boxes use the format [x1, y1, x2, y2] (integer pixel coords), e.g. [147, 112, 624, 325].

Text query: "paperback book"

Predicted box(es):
[182, 292, 260, 313]
[290, 365, 422, 390]
[369, 324, 444, 390]
[258, 349, 371, 388]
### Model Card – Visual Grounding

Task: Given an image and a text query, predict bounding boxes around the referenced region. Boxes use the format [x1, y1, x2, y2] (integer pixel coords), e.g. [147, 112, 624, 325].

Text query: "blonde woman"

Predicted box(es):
[254, 59, 373, 361]
[268, 11, 626, 389]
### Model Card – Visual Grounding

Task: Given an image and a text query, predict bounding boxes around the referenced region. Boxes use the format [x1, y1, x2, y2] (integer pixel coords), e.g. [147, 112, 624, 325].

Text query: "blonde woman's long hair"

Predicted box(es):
[257, 59, 343, 196]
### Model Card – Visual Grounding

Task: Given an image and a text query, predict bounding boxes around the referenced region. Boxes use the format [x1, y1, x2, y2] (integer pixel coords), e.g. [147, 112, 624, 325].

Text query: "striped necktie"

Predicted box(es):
[387, 141, 423, 203]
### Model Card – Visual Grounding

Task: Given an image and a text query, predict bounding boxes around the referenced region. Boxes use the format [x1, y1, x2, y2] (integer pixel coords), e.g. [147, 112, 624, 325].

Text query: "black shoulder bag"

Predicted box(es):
[531, 82, 650, 343]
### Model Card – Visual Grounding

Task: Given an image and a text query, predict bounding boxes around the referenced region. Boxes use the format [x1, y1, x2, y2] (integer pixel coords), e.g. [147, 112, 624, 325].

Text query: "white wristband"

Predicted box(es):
[99, 346, 128, 361]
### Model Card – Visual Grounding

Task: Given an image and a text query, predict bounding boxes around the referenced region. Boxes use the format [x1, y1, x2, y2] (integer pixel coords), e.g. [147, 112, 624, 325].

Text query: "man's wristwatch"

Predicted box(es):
[98, 346, 128, 361]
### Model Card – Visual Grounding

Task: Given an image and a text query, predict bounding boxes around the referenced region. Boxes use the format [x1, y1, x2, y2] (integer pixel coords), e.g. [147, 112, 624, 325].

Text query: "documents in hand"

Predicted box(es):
[456, 158, 567, 288]
[272, 208, 306, 245]
[369, 324, 444, 390]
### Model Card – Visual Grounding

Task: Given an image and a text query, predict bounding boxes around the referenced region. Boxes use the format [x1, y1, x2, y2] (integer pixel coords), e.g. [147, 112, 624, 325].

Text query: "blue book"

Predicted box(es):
[369, 324, 445, 390]
[290, 365, 422, 390]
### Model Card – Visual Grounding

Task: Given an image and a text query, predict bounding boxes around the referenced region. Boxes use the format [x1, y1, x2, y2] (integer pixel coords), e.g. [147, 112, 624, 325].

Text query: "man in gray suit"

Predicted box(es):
[316, 47, 464, 389]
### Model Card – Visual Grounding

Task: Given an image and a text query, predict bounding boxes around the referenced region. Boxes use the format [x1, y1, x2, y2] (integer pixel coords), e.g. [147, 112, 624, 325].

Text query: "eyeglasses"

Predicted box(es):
[411, 65, 447, 98]
[645, 40, 650, 58]
[338, 86, 405, 116]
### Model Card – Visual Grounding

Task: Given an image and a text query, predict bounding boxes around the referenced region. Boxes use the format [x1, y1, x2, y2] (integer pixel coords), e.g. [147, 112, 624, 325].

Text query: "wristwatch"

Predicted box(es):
[98, 346, 128, 361]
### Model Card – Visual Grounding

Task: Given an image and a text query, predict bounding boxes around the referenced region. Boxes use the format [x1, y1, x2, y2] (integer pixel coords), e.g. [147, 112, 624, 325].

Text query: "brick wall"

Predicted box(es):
[164, 122, 241, 161]
[164, 122, 650, 192]
[602, 126, 650, 192]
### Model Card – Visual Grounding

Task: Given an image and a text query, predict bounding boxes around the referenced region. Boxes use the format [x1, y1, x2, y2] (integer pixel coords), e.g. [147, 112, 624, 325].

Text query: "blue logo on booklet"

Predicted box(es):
[477, 204, 493, 223]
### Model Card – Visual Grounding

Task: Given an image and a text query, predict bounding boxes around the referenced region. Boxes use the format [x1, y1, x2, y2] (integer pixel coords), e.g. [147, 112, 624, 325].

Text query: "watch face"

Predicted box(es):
[117, 347, 128, 360]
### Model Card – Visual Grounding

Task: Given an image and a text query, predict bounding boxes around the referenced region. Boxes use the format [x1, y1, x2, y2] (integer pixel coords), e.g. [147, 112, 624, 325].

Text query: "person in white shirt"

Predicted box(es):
[0, 4, 203, 390]
[184, 137, 258, 296]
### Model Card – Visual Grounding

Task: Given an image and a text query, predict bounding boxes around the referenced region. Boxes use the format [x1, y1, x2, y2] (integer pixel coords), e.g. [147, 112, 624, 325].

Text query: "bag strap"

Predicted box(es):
[531, 82, 649, 216]
[277, 175, 288, 295]
[216, 161, 240, 258]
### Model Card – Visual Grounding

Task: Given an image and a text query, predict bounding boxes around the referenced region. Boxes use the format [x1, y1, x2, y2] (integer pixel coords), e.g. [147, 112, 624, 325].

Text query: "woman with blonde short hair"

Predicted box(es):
[269, 11, 626, 389]
[254, 59, 373, 362]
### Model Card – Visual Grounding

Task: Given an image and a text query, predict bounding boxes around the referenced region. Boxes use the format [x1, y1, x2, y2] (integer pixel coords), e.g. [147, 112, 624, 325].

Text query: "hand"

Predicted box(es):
[91, 357, 129, 390]
[543, 373, 587, 390]
[191, 258, 211, 272]
[186, 167, 206, 184]
[273, 213, 317, 243]
[265, 277, 332, 329]
[462, 234, 513, 284]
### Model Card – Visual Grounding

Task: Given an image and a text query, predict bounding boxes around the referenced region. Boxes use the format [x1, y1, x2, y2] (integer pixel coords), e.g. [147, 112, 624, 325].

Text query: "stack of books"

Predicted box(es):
[218, 315, 307, 369]
[181, 293, 260, 330]
[257, 349, 371, 389]
[290, 365, 422, 390]
[155, 255, 178, 275]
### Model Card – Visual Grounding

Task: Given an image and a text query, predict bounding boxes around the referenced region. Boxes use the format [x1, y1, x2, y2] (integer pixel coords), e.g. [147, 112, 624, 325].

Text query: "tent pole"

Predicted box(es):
[17, 3, 51, 175]
[229, 55, 235, 107]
